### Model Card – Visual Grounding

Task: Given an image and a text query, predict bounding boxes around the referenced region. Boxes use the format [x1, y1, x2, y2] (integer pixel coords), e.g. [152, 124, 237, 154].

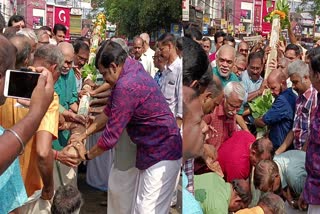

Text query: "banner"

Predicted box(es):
[261, 0, 275, 35]
[46, 5, 54, 29]
[182, 0, 189, 21]
[243, 35, 263, 42]
[54, 7, 71, 38]
[70, 15, 82, 34]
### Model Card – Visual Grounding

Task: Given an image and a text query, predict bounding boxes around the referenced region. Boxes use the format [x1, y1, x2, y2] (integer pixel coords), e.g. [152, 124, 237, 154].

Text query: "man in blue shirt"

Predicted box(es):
[213, 44, 239, 87]
[255, 70, 297, 150]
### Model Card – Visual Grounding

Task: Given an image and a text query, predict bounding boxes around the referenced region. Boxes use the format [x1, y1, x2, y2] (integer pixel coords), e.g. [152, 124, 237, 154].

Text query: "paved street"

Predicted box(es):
[77, 169, 308, 214]
[78, 171, 182, 214]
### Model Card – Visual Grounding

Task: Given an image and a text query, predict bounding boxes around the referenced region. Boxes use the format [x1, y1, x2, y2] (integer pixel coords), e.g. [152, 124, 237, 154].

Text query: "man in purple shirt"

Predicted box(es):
[69, 40, 182, 213]
[299, 53, 320, 212]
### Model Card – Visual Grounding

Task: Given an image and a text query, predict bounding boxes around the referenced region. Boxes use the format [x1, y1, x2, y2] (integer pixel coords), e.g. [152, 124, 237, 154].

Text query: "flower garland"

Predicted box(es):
[264, 0, 290, 29]
[82, 12, 107, 82]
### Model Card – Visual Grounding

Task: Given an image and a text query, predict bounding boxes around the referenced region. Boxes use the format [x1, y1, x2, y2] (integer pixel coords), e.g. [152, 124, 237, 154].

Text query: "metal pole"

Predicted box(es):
[252, 0, 255, 35]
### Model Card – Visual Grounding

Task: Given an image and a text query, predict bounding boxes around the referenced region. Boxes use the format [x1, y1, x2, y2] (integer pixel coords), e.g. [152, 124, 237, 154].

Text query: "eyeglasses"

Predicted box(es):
[218, 58, 233, 65]
[77, 55, 89, 63]
[38, 41, 50, 45]
[239, 49, 249, 53]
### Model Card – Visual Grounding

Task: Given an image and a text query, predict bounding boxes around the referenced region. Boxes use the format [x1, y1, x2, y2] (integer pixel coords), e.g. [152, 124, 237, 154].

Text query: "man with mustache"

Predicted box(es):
[213, 44, 240, 87]
[194, 81, 245, 174]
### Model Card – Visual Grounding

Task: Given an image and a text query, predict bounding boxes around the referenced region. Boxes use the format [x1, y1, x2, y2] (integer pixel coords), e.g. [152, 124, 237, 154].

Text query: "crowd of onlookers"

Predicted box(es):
[2, 11, 320, 214]
[182, 26, 320, 214]
[0, 13, 184, 214]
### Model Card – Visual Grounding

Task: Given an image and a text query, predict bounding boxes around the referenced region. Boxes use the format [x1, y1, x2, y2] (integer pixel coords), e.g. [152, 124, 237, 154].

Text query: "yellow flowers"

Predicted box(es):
[271, 10, 286, 19]
[95, 13, 106, 28]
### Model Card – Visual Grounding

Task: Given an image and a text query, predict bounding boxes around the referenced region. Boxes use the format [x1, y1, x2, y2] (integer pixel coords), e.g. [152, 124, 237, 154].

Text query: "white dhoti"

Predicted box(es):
[131, 159, 182, 214]
[19, 190, 51, 214]
[107, 129, 138, 214]
[308, 205, 320, 214]
[107, 165, 139, 214]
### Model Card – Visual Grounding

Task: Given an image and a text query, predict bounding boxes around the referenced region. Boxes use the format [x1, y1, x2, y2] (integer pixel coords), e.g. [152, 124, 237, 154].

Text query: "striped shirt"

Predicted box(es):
[292, 85, 318, 149]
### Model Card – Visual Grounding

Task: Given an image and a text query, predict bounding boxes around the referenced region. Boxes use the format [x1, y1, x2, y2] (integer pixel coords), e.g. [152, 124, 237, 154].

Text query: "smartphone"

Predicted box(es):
[4, 69, 40, 100]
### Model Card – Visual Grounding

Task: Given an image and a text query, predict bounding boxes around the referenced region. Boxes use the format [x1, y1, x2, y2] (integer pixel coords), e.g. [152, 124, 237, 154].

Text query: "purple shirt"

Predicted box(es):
[97, 58, 182, 170]
[304, 93, 320, 204]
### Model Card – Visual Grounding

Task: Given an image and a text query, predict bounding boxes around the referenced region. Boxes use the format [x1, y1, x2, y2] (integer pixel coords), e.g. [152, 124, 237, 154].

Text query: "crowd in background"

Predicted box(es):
[1, 10, 320, 214]
[182, 25, 320, 214]
[0, 13, 183, 214]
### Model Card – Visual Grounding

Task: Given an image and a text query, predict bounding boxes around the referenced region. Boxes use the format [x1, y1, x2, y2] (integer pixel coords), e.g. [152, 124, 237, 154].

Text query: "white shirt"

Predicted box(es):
[140, 47, 156, 78]
[159, 57, 182, 119]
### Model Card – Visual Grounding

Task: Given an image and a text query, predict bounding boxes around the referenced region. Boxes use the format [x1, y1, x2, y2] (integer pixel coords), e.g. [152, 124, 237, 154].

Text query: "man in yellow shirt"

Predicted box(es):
[236, 192, 285, 214]
[0, 44, 64, 208]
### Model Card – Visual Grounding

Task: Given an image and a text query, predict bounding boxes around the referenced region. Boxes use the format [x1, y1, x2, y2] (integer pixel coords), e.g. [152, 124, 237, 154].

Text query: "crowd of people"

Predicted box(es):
[0, 14, 183, 214]
[1, 11, 320, 214]
[182, 26, 320, 214]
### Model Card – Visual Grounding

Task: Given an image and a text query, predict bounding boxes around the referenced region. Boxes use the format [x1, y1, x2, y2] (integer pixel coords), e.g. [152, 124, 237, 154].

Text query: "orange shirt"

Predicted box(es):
[0, 93, 59, 196]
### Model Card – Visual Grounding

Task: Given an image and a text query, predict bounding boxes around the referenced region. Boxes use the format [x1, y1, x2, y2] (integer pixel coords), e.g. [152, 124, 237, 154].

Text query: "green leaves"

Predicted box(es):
[264, 0, 290, 29]
[81, 57, 98, 82]
[249, 90, 273, 119]
[104, 0, 181, 37]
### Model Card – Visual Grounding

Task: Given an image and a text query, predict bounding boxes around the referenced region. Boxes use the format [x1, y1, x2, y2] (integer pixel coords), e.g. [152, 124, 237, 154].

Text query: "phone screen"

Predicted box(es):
[7, 70, 40, 99]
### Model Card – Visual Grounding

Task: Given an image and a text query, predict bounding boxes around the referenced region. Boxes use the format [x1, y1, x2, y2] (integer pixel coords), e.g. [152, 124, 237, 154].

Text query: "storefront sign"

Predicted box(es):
[182, 0, 189, 21]
[55, 7, 71, 38]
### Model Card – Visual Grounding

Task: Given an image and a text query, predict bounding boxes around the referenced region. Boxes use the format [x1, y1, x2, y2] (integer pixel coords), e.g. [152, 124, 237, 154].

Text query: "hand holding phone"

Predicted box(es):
[4, 69, 40, 100]
[28, 67, 54, 116]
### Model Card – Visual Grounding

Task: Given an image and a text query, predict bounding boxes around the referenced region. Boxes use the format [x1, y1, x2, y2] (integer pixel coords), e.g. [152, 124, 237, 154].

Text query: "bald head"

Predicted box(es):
[58, 42, 74, 75]
[267, 69, 287, 96]
[58, 42, 74, 56]
[267, 69, 286, 84]
[250, 137, 274, 167]
[9, 35, 31, 68]
[133, 37, 143, 45]
[217, 44, 236, 59]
